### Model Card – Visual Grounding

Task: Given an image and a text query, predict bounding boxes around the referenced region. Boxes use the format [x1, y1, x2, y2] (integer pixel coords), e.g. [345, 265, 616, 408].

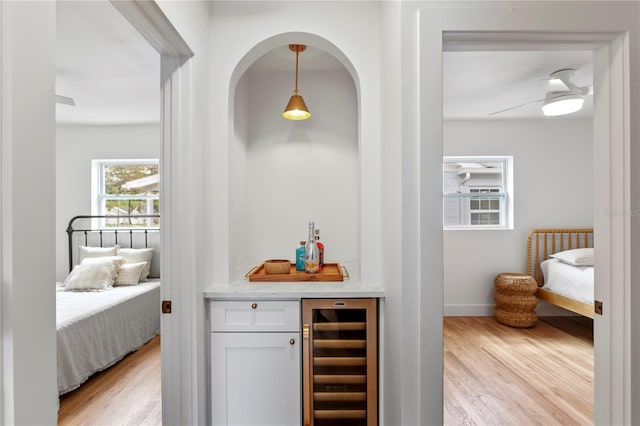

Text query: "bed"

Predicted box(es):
[527, 228, 594, 319]
[57, 215, 161, 395]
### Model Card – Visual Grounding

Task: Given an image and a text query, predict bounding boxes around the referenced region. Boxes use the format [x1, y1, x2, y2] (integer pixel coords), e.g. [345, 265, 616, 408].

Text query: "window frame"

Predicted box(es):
[443, 155, 513, 231]
[91, 159, 159, 228]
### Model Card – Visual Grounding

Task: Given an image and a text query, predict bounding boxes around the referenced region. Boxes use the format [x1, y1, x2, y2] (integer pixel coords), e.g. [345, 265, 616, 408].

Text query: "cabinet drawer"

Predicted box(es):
[210, 300, 300, 332]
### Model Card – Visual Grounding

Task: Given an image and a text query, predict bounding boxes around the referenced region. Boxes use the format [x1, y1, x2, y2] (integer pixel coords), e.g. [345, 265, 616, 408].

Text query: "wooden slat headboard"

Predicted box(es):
[527, 228, 593, 285]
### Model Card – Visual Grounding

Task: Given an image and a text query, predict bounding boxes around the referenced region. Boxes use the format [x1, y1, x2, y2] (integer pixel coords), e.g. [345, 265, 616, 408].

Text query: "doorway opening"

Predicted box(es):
[442, 47, 595, 423]
[55, 1, 194, 424]
[423, 19, 631, 423]
[55, 0, 162, 422]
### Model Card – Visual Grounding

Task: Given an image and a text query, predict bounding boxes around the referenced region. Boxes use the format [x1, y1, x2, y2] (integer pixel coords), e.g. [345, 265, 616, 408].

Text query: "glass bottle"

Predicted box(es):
[305, 221, 320, 273]
[315, 229, 324, 270]
[295, 240, 306, 271]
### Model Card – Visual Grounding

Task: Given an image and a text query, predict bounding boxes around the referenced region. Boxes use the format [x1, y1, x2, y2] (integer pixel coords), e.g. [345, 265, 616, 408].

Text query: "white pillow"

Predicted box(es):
[550, 248, 594, 266]
[78, 246, 118, 264]
[116, 248, 154, 282]
[64, 256, 125, 291]
[115, 262, 147, 286]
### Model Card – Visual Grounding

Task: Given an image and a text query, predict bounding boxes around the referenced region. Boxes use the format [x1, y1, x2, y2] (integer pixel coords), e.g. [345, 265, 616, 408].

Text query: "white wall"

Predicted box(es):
[634, 3, 640, 421]
[153, 2, 212, 424]
[55, 124, 160, 281]
[230, 73, 250, 277]
[443, 119, 593, 316]
[208, 1, 382, 287]
[0, 2, 57, 424]
[379, 1, 403, 423]
[229, 69, 358, 273]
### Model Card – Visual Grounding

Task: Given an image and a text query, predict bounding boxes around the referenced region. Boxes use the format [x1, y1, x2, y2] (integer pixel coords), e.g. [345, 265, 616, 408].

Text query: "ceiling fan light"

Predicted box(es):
[541, 94, 584, 117]
[282, 94, 311, 120]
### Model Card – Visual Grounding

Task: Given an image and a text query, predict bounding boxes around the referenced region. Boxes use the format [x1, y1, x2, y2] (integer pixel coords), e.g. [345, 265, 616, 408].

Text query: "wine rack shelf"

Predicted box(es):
[303, 299, 378, 426]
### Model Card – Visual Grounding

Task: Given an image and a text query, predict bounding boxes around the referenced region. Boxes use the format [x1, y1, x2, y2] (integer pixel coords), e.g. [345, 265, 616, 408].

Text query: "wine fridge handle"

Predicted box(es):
[303, 324, 311, 426]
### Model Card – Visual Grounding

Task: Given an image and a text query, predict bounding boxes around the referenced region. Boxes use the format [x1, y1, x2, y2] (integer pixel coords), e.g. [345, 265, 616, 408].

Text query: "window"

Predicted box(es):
[443, 156, 513, 230]
[92, 159, 159, 227]
[469, 187, 501, 225]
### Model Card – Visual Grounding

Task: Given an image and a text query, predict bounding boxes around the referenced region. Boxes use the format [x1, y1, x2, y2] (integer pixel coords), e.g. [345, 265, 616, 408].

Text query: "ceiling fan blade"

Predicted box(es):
[488, 98, 546, 116]
[55, 95, 76, 106]
[548, 78, 570, 92]
[580, 85, 594, 96]
[489, 68, 590, 117]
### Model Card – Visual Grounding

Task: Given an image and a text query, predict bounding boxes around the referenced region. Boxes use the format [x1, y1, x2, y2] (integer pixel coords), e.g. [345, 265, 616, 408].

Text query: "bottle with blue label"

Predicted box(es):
[295, 240, 306, 271]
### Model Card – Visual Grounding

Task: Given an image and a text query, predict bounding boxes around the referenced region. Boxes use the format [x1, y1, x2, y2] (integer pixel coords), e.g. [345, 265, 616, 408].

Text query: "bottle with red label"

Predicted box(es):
[314, 228, 324, 271]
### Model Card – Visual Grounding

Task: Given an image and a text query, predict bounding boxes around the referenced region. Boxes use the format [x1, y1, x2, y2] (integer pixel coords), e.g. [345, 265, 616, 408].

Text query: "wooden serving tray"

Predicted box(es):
[247, 262, 344, 282]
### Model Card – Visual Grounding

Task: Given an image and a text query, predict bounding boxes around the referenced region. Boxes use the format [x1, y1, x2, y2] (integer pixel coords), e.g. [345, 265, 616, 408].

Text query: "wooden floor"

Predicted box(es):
[57, 317, 592, 426]
[444, 316, 594, 426]
[58, 336, 162, 426]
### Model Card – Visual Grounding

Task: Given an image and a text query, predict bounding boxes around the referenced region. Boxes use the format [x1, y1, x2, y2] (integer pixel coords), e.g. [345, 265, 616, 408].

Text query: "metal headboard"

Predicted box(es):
[66, 214, 160, 272]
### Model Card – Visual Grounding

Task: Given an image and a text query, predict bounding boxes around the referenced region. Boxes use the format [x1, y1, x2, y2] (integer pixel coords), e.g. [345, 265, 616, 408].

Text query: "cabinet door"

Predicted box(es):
[211, 332, 301, 426]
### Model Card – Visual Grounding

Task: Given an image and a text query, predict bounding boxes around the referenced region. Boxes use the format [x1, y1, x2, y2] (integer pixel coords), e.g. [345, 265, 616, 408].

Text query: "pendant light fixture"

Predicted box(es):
[282, 44, 311, 120]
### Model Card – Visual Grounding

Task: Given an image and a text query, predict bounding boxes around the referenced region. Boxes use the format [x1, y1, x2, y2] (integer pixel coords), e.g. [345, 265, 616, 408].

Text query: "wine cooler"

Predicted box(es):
[302, 298, 378, 426]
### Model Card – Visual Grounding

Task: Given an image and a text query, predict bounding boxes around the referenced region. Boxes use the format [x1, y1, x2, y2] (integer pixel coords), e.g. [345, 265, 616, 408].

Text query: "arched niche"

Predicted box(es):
[227, 32, 361, 277]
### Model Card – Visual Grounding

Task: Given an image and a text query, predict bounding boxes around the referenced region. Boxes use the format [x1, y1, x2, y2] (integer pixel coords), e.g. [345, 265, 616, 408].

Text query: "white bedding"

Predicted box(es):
[540, 258, 594, 304]
[57, 280, 160, 395]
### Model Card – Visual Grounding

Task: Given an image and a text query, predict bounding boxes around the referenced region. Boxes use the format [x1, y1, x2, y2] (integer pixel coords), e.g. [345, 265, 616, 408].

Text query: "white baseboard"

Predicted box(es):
[443, 304, 493, 316]
[444, 301, 580, 317]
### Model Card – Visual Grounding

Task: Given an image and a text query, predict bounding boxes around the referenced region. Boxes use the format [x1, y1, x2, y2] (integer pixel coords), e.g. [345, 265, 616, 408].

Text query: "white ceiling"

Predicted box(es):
[56, 2, 593, 125]
[55, 1, 159, 125]
[443, 50, 593, 119]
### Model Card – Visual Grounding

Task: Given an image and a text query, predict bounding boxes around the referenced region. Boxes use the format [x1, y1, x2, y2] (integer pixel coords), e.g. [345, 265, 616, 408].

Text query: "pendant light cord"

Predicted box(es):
[294, 50, 299, 95]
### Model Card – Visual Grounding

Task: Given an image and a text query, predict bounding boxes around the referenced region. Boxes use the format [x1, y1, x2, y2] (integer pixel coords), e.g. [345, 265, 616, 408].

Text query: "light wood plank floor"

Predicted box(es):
[58, 336, 162, 426]
[444, 316, 594, 426]
[57, 317, 592, 426]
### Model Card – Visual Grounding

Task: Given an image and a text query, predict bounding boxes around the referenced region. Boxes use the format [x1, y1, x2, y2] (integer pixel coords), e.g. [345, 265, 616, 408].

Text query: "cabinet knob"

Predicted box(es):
[251, 303, 257, 310]
[290, 338, 295, 345]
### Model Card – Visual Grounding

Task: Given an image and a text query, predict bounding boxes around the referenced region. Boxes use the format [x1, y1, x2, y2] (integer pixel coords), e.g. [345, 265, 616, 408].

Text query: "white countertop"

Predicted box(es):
[203, 261, 385, 300]
[204, 281, 385, 300]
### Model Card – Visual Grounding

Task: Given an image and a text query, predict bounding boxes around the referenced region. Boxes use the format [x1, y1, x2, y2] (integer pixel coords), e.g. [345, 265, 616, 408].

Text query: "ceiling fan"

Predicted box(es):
[489, 68, 593, 117]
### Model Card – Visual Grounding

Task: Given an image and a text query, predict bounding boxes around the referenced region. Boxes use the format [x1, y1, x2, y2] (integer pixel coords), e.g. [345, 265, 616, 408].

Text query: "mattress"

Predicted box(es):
[540, 258, 594, 304]
[57, 280, 161, 395]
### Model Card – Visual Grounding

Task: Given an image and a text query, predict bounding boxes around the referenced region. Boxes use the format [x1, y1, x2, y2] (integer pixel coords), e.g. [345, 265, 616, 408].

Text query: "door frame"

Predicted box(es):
[439, 34, 626, 422]
[109, 1, 196, 424]
[414, 3, 635, 425]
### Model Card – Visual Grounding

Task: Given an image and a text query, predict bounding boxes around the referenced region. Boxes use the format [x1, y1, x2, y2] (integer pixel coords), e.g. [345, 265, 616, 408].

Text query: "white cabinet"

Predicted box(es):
[210, 300, 300, 426]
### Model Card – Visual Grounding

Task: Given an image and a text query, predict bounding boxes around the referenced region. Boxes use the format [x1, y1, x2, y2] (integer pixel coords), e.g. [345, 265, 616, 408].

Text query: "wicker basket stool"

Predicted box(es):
[493, 272, 538, 328]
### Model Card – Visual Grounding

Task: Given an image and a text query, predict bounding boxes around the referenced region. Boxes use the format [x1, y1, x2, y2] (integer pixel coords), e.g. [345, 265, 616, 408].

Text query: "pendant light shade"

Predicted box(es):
[283, 94, 311, 120]
[282, 44, 311, 120]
